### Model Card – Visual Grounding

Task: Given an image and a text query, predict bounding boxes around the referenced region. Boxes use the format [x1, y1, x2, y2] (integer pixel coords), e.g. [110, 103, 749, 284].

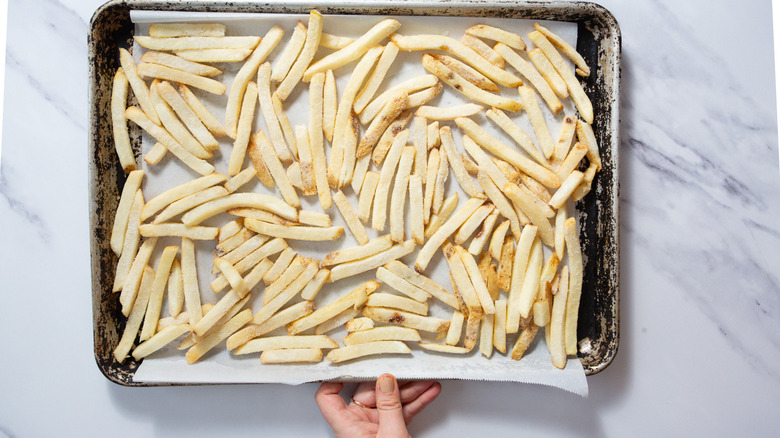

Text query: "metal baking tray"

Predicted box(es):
[89, 0, 620, 386]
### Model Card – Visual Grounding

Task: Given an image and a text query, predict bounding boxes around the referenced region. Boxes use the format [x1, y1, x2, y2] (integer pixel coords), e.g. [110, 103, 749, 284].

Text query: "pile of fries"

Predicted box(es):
[109, 12, 601, 371]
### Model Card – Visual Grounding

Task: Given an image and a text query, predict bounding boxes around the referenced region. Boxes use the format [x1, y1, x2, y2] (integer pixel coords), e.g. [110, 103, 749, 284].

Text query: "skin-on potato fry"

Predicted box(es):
[360, 75, 438, 125]
[326, 341, 412, 363]
[497, 235, 514, 292]
[357, 90, 409, 159]
[468, 207, 500, 255]
[149, 23, 226, 38]
[458, 247, 496, 315]
[510, 325, 539, 361]
[111, 68, 135, 172]
[463, 309, 482, 351]
[276, 10, 323, 101]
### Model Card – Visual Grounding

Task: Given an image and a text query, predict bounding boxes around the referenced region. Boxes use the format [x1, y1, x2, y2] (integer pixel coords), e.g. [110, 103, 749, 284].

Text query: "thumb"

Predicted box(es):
[375, 374, 409, 438]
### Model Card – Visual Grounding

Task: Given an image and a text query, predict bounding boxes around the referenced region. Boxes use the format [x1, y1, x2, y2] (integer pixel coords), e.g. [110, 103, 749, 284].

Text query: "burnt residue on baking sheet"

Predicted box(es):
[89, 0, 620, 385]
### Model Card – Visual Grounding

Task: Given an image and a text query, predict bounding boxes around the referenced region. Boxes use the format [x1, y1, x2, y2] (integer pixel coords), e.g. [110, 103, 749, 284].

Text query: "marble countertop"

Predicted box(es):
[1, 0, 779, 436]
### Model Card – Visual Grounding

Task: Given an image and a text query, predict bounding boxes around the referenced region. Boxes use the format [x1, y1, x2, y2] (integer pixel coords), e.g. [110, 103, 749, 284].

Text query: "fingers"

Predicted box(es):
[351, 381, 377, 406]
[315, 382, 347, 426]
[402, 381, 441, 423]
[353, 379, 439, 407]
[375, 374, 409, 438]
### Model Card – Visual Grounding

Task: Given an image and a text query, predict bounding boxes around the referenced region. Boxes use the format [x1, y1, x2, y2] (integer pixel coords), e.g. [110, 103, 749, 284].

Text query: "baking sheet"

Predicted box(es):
[124, 10, 588, 395]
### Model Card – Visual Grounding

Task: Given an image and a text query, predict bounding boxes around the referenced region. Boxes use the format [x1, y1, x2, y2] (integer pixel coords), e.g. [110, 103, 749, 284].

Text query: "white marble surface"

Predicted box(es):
[1, 0, 779, 436]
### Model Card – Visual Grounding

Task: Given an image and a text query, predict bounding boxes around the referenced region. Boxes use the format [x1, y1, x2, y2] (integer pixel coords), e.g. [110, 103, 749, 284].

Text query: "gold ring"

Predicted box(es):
[352, 399, 370, 409]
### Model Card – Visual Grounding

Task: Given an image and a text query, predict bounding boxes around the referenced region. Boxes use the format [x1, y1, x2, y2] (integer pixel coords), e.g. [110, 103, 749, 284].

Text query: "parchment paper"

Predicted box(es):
[128, 10, 588, 396]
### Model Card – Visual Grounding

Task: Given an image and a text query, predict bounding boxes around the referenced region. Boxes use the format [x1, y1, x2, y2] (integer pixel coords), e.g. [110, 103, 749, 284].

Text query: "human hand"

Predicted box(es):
[315, 374, 441, 438]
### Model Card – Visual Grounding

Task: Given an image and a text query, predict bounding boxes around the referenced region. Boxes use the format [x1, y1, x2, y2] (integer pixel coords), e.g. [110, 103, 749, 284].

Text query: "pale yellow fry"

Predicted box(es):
[138, 223, 217, 240]
[485, 107, 548, 166]
[327, 340, 411, 363]
[266, 258, 318, 305]
[110, 170, 144, 255]
[480, 310, 495, 358]
[468, 207, 500, 256]
[528, 31, 593, 123]
[444, 243, 481, 313]
[119, 237, 157, 314]
[372, 129, 410, 231]
[322, 234, 393, 267]
[473, 172, 520, 241]
[346, 317, 374, 333]
[215, 228, 255, 256]
[488, 220, 510, 260]
[113, 266, 155, 363]
[534, 23, 589, 76]
[556, 142, 589, 182]
[528, 48, 568, 99]
[175, 48, 252, 63]
[572, 162, 598, 202]
[363, 307, 450, 334]
[330, 240, 416, 282]
[354, 42, 399, 113]
[237, 335, 335, 354]
[261, 254, 307, 303]
[458, 247, 496, 315]
[334, 190, 369, 245]
[156, 81, 218, 151]
[132, 324, 191, 361]
[391, 34, 519, 87]
[149, 83, 211, 159]
[251, 130, 300, 207]
[257, 63, 293, 162]
[111, 68, 135, 172]
[564, 218, 584, 355]
[277, 10, 323, 101]
[493, 299, 507, 353]
[261, 347, 321, 363]
[376, 267, 429, 303]
[153, 186, 227, 224]
[408, 175, 425, 246]
[433, 143, 449, 214]
[289, 281, 379, 334]
[517, 237, 543, 319]
[214, 257, 249, 298]
[427, 122, 441, 150]
[300, 268, 331, 301]
[351, 154, 371, 194]
[303, 18, 401, 81]
[308, 72, 331, 209]
[421, 54, 521, 112]
[167, 257, 184, 317]
[243, 219, 342, 241]
[497, 235, 515, 292]
[316, 308, 360, 335]
[344, 326, 421, 345]
[186, 309, 253, 364]
[576, 119, 602, 171]
[453, 203, 493, 245]
[125, 107, 215, 176]
[382, 260, 456, 309]
[390, 147, 416, 243]
[149, 23, 226, 38]
[504, 183, 555, 247]
[422, 148, 440, 224]
[140, 245, 177, 341]
[319, 32, 355, 50]
[323, 69, 338, 143]
[262, 247, 296, 286]
[224, 168, 256, 193]
[228, 81, 258, 176]
[415, 197, 484, 272]
[510, 325, 538, 361]
[218, 218, 244, 242]
[419, 342, 470, 354]
[460, 33, 505, 68]
[292, 127, 316, 196]
[119, 48, 158, 124]
[271, 22, 306, 82]
[144, 142, 167, 165]
[358, 170, 379, 223]
[494, 44, 563, 115]
[180, 237, 202, 326]
[506, 225, 537, 333]
[550, 265, 569, 368]
[140, 51, 222, 77]
[360, 75, 438, 125]
[366, 292, 428, 316]
[356, 90, 408, 159]
[548, 170, 585, 209]
[445, 310, 465, 346]
[411, 116, 427, 180]
[415, 103, 483, 121]
[182, 192, 297, 226]
[215, 234, 269, 274]
[137, 63, 226, 95]
[229, 301, 316, 350]
[550, 116, 578, 170]
[135, 35, 259, 51]
[179, 293, 250, 350]
[273, 94, 298, 160]
[463, 310, 482, 351]
[371, 111, 412, 167]
[298, 210, 332, 227]
[466, 24, 526, 50]
[179, 84, 226, 137]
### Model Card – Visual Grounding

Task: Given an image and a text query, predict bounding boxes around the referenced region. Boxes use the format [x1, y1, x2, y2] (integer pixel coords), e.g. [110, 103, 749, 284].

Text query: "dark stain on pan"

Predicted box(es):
[89, 1, 620, 385]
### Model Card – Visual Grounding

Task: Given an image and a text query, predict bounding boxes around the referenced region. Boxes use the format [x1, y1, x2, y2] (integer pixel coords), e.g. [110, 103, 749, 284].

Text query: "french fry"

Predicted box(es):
[346, 317, 375, 333]
[571, 162, 598, 202]
[156, 81, 219, 152]
[497, 235, 515, 292]
[356, 90, 409, 159]
[445, 310, 465, 346]
[181, 192, 297, 226]
[460, 33, 505, 68]
[493, 299, 507, 353]
[245, 219, 343, 241]
[527, 31, 593, 123]
[307, 72, 331, 209]
[137, 63, 227, 95]
[432, 144, 449, 214]
[527, 48, 568, 99]
[338, 113, 362, 188]
[576, 119, 602, 171]
[423, 148, 440, 224]
[215, 234, 269, 273]
[363, 307, 450, 334]
[548, 170, 585, 209]
[415, 197, 484, 272]
[506, 225, 537, 333]
[443, 243, 481, 313]
[139, 223, 218, 240]
[360, 75, 438, 125]
[179, 84, 226, 137]
[223, 168, 256, 193]
[186, 308, 253, 364]
[226, 81, 259, 175]
[469, 208, 500, 256]
[210, 238, 288, 293]
[460, 136, 509, 195]
[493, 43, 563, 114]
[140, 245, 176, 342]
[517, 237, 543, 319]
[504, 183, 555, 247]
[463, 310, 482, 351]
[271, 22, 306, 83]
[333, 190, 369, 245]
[303, 18, 401, 81]
[384, 260, 459, 309]
[181, 237, 203, 326]
[118, 236, 157, 315]
[405, 82, 443, 109]
[179, 293, 251, 349]
[344, 326, 421, 345]
[556, 142, 589, 182]
[564, 217, 584, 355]
[315, 308, 360, 335]
[488, 220, 510, 260]
[409, 175, 425, 246]
[277, 10, 323, 101]
[475, 170, 521, 240]
[118, 48, 159, 125]
[142, 173, 226, 221]
[322, 234, 393, 266]
[229, 302, 317, 350]
[257, 63, 294, 162]
[289, 281, 379, 334]
[426, 122, 441, 150]
[462, 153, 479, 176]
[416, 103, 483, 121]
[214, 257, 249, 298]
[421, 54, 521, 112]
[534, 23, 589, 76]
[251, 130, 301, 206]
[480, 310, 495, 358]
[366, 293, 428, 316]
[354, 42, 400, 113]
[550, 265, 569, 368]
[300, 268, 331, 301]
[141, 51, 222, 77]
[167, 257, 184, 317]
[264, 258, 317, 305]
[323, 69, 338, 142]
[319, 32, 354, 50]
[458, 247, 496, 315]
[371, 129, 409, 231]
[175, 48, 252, 63]
[550, 115, 577, 170]
[510, 325, 538, 360]
[484, 108, 547, 166]
[144, 142, 167, 165]
[466, 24, 526, 51]
[430, 53, 499, 92]
[327, 341, 412, 363]
[152, 184, 228, 222]
[236, 335, 336, 355]
[438, 126, 483, 199]
[390, 147, 416, 242]
[419, 343, 470, 354]
[261, 348, 322, 364]
[263, 247, 296, 286]
[132, 324, 191, 361]
[330, 240, 415, 282]
[228, 208, 297, 226]
[350, 155, 371, 195]
[376, 267, 430, 303]
[149, 23, 226, 38]
[135, 35, 260, 51]
[110, 171, 144, 256]
[454, 203, 494, 245]
[111, 68, 135, 172]
[218, 218, 244, 242]
[114, 266, 155, 363]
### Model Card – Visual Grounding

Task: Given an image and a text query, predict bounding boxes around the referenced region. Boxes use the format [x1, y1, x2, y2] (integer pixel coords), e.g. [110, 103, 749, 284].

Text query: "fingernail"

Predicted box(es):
[379, 375, 394, 394]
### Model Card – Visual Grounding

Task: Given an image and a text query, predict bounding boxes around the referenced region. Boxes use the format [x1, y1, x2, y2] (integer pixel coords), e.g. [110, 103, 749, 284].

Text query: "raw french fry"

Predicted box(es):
[140, 244, 176, 342]
[181, 192, 297, 226]
[415, 197, 484, 272]
[111, 68, 135, 172]
[372, 129, 409, 231]
[360, 75, 437, 125]
[357, 90, 409, 159]
[261, 348, 322, 363]
[458, 247, 496, 315]
[363, 307, 450, 334]
[354, 42, 400, 113]
[299, 211, 333, 227]
[110, 171, 144, 256]
[572, 162, 598, 201]
[211, 238, 287, 293]
[245, 219, 343, 241]
[550, 265, 569, 368]
[366, 293, 428, 316]
[432, 145, 449, 214]
[475, 170, 521, 239]
[488, 220, 510, 260]
[271, 22, 306, 83]
[228, 81, 259, 176]
[548, 170, 585, 209]
[319, 32, 354, 50]
[353, 170, 378, 222]
[125, 107, 215, 176]
[149, 23, 226, 38]
[550, 115, 578, 170]
[167, 257, 184, 317]
[338, 113, 362, 188]
[506, 225, 537, 333]
[218, 219, 244, 242]
[333, 190, 369, 245]
[215, 228, 255, 256]
[427, 122, 441, 150]
[186, 308, 253, 364]
[517, 238, 543, 319]
[463, 310, 482, 351]
[510, 325, 538, 360]
[223, 168, 255, 194]
[469, 208, 499, 255]
[527, 48, 568, 99]
[344, 326, 421, 345]
[263, 247, 296, 286]
[179, 84, 226, 137]
[534, 23, 589, 76]
[391, 34, 519, 87]
[137, 63, 226, 95]
[564, 217, 584, 355]
[215, 234, 269, 273]
[289, 281, 379, 334]
[419, 343, 470, 354]
[237, 335, 336, 354]
[431, 53, 499, 92]
[323, 69, 337, 142]
[253, 130, 302, 205]
[445, 310, 465, 346]
[175, 48, 253, 63]
[556, 142, 589, 182]
[119, 48, 158, 125]
[405, 83, 443, 108]
[179, 293, 251, 350]
[277, 10, 323, 101]
[527, 31, 593, 124]
[119, 237, 157, 314]
[493, 299, 507, 353]
[554, 203, 567, 260]
[257, 63, 294, 162]
[423, 148, 440, 224]
[230, 302, 317, 350]
[421, 54, 521, 112]
[438, 126, 483, 199]
[181, 237, 203, 326]
[504, 183, 555, 247]
[316, 308, 360, 335]
[308, 72, 331, 209]
[346, 318, 374, 333]
[141, 51, 222, 77]
[497, 235, 514, 292]
[139, 223, 218, 240]
[303, 18, 401, 80]
[330, 240, 416, 282]
[492, 47, 563, 117]
[300, 268, 330, 300]
[149, 83, 211, 159]
[327, 341, 412, 363]
[444, 243, 481, 313]
[480, 310, 495, 358]
[485, 108, 547, 166]
[143, 175, 227, 223]
[460, 136, 509, 195]
[134, 35, 260, 51]
[462, 153, 480, 176]
[214, 257, 249, 298]
[132, 324, 191, 360]
[376, 267, 429, 303]
[156, 81, 218, 152]
[385, 260, 459, 309]
[264, 258, 317, 305]
[144, 142, 167, 165]
[454, 203, 494, 245]
[576, 119, 602, 171]
[114, 266, 155, 363]
[466, 24, 526, 51]
[460, 33, 504, 68]
[351, 154, 371, 194]
[409, 175, 425, 246]
[390, 147, 416, 242]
